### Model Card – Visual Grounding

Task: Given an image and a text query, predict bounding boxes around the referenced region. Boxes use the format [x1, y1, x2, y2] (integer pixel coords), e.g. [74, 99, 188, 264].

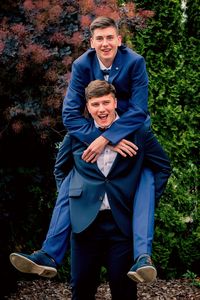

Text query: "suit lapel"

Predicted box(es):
[108, 50, 122, 83]
[91, 49, 122, 82]
[92, 55, 105, 80]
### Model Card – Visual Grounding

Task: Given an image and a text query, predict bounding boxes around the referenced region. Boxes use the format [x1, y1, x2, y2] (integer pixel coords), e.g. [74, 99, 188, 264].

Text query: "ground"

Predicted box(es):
[5, 278, 200, 299]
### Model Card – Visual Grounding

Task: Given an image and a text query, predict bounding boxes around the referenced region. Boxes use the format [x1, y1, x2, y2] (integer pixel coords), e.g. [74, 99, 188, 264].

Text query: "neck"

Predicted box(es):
[98, 57, 113, 69]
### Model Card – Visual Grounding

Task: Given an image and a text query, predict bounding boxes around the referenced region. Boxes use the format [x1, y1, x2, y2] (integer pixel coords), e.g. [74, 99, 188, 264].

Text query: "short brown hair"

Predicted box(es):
[90, 17, 118, 36]
[85, 80, 116, 101]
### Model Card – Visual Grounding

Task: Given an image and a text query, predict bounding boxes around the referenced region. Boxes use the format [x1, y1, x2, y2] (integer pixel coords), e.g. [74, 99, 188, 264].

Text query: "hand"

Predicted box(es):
[109, 139, 138, 157]
[82, 136, 109, 163]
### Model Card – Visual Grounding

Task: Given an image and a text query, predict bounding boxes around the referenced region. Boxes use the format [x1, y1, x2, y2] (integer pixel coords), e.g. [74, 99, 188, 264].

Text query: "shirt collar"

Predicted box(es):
[97, 57, 112, 71]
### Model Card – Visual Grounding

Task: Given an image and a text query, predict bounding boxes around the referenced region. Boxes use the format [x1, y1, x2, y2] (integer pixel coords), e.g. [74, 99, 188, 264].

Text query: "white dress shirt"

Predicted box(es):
[98, 58, 111, 81]
[94, 115, 119, 210]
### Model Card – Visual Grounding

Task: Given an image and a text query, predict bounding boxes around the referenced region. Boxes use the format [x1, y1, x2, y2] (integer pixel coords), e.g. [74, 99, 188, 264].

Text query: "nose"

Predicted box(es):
[98, 104, 105, 111]
[102, 37, 108, 46]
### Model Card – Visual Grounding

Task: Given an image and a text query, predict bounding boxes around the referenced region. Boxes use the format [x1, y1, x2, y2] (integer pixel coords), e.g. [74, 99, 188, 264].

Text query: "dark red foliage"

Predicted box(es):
[0, 0, 154, 141]
[0, 2, 155, 298]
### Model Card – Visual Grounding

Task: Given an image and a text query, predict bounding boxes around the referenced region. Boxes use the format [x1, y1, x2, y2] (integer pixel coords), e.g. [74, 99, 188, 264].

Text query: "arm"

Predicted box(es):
[143, 129, 172, 203]
[62, 61, 101, 145]
[62, 51, 148, 146]
[82, 137, 138, 163]
[54, 134, 74, 191]
[102, 55, 149, 144]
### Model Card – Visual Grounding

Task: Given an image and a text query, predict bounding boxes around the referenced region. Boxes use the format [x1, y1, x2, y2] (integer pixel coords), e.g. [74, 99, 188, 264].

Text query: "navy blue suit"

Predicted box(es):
[54, 123, 170, 299]
[42, 45, 166, 265]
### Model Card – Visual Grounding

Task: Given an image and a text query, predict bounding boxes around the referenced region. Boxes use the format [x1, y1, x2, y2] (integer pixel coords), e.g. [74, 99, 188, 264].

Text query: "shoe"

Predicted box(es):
[9, 250, 57, 278]
[127, 254, 157, 283]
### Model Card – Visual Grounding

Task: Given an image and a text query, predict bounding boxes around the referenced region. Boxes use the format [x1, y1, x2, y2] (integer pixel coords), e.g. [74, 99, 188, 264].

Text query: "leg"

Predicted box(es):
[106, 220, 137, 300]
[10, 174, 71, 277]
[127, 167, 157, 283]
[71, 210, 137, 300]
[42, 174, 71, 264]
[133, 167, 155, 260]
[70, 216, 104, 300]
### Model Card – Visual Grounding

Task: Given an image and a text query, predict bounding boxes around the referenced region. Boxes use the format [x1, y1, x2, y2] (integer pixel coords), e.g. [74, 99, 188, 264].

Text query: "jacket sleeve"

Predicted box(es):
[102, 55, 149, 144]
[143, 129, 172, 203]
[62, 62, 101, 145]
[54, 134, 74, 191]
[62, 53, 148, 145]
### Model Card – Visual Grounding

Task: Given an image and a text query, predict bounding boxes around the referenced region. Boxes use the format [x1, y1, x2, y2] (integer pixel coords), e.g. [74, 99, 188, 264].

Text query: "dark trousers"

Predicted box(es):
[70, 210, 137, 300]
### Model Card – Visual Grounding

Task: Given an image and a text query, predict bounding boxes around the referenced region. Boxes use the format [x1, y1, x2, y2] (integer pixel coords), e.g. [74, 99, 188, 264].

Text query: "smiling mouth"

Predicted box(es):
[102, 48, 111, 53]
[98, 115, 108, 120]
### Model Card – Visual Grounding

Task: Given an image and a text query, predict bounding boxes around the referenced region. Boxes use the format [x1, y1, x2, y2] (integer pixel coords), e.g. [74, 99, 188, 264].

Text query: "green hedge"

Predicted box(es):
[133, 0, 199, 278]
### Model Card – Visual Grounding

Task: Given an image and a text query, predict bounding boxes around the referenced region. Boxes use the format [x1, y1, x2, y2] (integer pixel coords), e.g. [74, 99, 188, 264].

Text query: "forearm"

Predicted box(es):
[103, 113, 150, 145]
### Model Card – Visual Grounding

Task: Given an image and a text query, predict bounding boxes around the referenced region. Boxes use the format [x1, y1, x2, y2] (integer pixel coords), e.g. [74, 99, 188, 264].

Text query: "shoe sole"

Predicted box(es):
[9, 253, 57, 278]
[127, 266, 157, 283]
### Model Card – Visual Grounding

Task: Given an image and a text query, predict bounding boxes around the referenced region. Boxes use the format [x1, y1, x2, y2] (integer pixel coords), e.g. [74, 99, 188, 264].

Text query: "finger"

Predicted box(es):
[82, 149, 91, 160]
[117, 144, 136, 156]
[113, 148, 127, 157]
[83, 152, 97, 163]
[122, 140, 138, 150]
[124, 147, 137, 156]
[90, 154, 99, 163]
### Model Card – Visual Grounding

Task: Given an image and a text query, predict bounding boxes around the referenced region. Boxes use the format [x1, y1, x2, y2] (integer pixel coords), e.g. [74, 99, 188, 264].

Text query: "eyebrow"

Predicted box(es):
[95, 34, 114, 38]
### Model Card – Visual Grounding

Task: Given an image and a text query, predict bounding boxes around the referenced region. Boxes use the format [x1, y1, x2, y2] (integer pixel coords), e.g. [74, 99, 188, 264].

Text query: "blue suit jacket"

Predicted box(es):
[54, 124, 171, 238]
[62, 45, 149, 145]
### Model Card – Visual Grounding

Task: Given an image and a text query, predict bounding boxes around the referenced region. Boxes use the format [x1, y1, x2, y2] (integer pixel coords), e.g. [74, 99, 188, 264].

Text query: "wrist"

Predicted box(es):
[100, 135, 109, 145]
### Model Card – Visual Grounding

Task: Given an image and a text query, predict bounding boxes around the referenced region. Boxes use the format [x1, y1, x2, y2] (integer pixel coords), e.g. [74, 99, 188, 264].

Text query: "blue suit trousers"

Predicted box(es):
[42, 167, 155, 265]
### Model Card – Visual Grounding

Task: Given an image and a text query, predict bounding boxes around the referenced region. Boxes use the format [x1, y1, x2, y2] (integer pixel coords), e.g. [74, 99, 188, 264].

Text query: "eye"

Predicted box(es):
[96, 36, 103, 41]
[107, 36, 114, 41]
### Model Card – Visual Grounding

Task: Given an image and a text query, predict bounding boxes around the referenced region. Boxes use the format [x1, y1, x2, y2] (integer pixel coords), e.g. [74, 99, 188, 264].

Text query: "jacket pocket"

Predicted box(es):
[69, 188, 82, 197]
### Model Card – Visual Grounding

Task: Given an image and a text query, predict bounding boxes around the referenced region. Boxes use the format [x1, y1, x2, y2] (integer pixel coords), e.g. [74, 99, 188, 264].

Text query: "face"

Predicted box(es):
[86, 93, 117, 129]
[90, 26, 122, 67]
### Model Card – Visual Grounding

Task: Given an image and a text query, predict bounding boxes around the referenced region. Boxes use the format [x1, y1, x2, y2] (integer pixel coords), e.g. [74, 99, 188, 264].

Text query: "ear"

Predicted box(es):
[86, 102, 90, 114]
[118, 35, 122, 46]
[114, 98, 117, 109]
[90, 37, 94, 48]
[84, 106, 90, 118]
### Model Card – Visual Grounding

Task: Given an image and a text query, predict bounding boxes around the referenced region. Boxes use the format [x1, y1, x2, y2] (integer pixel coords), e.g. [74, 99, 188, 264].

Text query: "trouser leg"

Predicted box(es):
[42, 175, 71, 265]
[133, 167, 155, 260]
[107, 233, 137, 300]
[71, 211, 137, 300]
[70, 220, 102, 300]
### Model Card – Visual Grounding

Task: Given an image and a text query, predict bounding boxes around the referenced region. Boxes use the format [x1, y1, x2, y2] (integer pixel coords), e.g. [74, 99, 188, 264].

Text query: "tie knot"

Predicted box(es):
[99, 127, 106, 132]
[102, 69, 110, 76]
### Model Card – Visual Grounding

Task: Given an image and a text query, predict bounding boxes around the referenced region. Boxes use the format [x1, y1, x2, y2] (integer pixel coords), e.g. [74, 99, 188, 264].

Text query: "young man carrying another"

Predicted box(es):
[11, 80, 171, 299]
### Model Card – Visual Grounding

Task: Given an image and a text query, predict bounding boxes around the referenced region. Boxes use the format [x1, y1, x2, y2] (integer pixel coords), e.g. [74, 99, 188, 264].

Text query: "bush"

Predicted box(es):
[133, 0, 200, 278]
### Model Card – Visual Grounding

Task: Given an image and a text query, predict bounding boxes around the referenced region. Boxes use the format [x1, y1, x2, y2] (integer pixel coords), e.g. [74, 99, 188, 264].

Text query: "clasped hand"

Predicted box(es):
[82, 136, 138, 163]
